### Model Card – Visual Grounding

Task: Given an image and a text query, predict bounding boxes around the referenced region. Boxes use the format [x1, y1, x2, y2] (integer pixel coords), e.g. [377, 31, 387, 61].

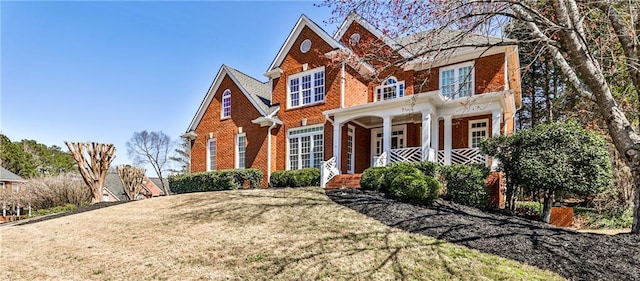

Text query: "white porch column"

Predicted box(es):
[333, 121, 342, 170]
[491, 110, 502, 169]
[443, 115, 452, 165]
[382, 115, 392, 165]
[421, 111, 432, 161]
[431, 115, 439, 163]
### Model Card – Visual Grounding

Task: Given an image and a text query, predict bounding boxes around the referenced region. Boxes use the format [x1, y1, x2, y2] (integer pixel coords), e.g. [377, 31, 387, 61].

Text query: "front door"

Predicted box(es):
[371, 125, 406, 165]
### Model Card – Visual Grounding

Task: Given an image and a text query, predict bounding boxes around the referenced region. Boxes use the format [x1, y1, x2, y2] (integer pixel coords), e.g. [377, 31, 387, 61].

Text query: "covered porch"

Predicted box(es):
[322, 90, 516, 187]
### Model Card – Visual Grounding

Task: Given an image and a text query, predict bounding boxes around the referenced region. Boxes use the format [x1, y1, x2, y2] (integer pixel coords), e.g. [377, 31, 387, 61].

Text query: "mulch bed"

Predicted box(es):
[327, 189, 640, 281]
[6, 202, 127, 227]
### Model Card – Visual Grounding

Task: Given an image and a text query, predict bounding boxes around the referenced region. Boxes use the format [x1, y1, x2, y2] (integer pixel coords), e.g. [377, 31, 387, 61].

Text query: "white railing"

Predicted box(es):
[390, 147, 421, 163]
[437, 148, 487, 165]
[320, 157, 340, 188]
[372, 152, 388, 167]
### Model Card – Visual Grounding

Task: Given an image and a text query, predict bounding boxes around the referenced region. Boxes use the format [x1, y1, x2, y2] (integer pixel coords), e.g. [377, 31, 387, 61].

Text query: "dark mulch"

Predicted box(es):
[8, 201, 127, 227]
[327, 189, 640, 281]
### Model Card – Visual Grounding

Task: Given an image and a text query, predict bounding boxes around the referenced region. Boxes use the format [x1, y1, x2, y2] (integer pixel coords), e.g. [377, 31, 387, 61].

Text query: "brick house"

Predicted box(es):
[102, 173, 166, 202]
[183, 13, 521, 187]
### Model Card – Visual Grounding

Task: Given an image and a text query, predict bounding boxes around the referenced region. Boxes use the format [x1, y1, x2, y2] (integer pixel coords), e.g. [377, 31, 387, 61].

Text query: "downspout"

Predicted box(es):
[340, 62, 345, 108]
[267, 121, 277, 185]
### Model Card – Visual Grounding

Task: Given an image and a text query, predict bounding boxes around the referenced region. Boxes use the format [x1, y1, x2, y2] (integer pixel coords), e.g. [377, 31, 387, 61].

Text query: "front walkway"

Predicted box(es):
[326, 189, 640, 281]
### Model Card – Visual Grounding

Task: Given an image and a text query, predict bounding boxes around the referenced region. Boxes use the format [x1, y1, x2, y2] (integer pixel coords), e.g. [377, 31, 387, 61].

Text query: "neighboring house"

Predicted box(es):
[102, 173, 166, 202]
[1, 167, 27, 216]
[0, 167, 26, 193]
[183, 13, 522, 187]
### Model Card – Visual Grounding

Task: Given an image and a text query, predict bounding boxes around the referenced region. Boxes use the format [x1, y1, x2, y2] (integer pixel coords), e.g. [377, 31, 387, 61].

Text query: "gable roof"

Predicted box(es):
[186, 65, 276, 132]
[396, 29, 516, 56]
[333, 12, 413, 59]
[147, 177, 168, 196]
[266, 14, 344, 72]
[104, 173, 128, 201]
[0, 167, 25, 182]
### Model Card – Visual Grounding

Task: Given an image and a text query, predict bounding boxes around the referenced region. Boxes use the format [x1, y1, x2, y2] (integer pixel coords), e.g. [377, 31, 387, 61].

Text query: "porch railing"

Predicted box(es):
[389, 147, 421, 163]
[320, 157, 340, 188]
[437, 148, 487, 165]
[372, 152, 387, 167]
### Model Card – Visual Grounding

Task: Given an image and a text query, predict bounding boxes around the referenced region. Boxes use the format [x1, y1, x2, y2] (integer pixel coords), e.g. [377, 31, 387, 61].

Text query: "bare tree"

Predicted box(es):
[116, 164, 146, 200]
[325, 1, 640, 232]
[65, 142, 116, 204]
[126, 131, 171, 195]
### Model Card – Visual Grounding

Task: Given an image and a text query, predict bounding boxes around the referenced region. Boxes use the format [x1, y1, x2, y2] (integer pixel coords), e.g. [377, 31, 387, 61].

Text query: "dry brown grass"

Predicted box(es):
[0, 188, 564, 280]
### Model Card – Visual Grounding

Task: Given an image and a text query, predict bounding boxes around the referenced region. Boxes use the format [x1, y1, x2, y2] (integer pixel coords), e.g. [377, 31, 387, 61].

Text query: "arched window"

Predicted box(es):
[222, 89, 231, 118]
[375, 76, 405, 101]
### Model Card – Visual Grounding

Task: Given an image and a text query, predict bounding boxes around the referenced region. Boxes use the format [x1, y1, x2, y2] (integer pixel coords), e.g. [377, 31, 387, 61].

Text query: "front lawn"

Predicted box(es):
[0, 187, 562, 280]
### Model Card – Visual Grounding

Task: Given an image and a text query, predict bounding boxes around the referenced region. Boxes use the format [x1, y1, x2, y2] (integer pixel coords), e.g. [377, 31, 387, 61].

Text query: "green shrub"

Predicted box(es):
[382, 163, 424, 193]
[217, 169, 263, 189]
[515, 201, 543, 217]
[183, 171, 234, 193]
[409, 161, 441, 177]
[441, 164, 490, 209]
[33, 203, 77, 216]
[270, 170, 291, 188]
[360, 167, 387, 191]
[574, 207, 633, 229]
[390, 174, 441, 204]
[269, 168, 320, 188]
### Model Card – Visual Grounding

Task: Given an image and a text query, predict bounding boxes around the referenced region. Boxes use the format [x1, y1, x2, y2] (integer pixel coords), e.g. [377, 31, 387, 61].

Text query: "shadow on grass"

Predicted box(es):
[327, 189, 640, 281]
[170, 187, 458, 280]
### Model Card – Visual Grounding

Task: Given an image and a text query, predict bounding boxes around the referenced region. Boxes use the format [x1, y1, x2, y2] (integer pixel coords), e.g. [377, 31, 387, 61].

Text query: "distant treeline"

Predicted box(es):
[0, 134, 76, 178]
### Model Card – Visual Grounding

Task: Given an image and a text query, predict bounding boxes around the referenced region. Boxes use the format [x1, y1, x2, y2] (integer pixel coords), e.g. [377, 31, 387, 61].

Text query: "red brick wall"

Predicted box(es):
[475, 53, 506, 94]
[191, 74, 270, 186]
[414, 54, 506, 95]
[344, 68, 369, 107]
[438, 114, 493, 150]
[272, 26, 343, 171]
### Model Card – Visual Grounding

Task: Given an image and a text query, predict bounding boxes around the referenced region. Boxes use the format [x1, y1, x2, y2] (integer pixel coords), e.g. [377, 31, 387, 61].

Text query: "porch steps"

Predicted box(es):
[325, 174, 362, 190]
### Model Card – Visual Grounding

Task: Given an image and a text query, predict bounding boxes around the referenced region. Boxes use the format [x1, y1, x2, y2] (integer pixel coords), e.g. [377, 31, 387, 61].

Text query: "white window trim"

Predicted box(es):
[374, 77, 405, 102]
[347, 125, 355, 174]
[235, 133, 246, 169]
[0, 182, 4, 190]
[206, 138, 216, 171]
[468, 119, 489, 148]
[286, 124, 324, 170]
[287, 66, 325, 109]
[221, 89, 231, 119]
[439, 61, 475, 99]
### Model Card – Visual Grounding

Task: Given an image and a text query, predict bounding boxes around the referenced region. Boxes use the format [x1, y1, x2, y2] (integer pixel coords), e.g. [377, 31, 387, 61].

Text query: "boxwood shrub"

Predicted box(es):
[360, 167, 387, 191]
[270, 168, 320, 188]
[360, 161, 442, 205]
[169, 168, 263, 194]
[441, 164, 490, 209]
[390, 174, 441, 204]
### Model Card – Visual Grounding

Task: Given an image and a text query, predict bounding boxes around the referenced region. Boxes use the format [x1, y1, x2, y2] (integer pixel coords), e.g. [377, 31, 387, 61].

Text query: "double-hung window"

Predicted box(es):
[374, 76, 405, 101]
[221, 89, 231, 118]
[288, 125, 324, 170]
[207, 138, 216, 171]
[236, 133, 246, 169]
[288, 67, 325, 108]
[440, 62, 474, 99]
[469, 119, 488, 148]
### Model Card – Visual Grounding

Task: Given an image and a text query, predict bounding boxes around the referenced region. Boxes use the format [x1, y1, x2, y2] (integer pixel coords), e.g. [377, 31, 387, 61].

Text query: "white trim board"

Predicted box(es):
[266, 14, 344, 73]
[186, 65, 268, 132]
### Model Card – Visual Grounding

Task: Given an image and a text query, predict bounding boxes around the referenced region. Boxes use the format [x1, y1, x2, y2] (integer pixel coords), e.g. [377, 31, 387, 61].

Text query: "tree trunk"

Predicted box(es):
[541, 191, 553, 223]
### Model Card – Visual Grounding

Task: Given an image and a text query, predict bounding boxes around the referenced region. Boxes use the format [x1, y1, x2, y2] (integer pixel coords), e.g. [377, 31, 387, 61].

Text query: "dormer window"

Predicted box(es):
[221, 89, 231, 118]
[375, 76, 404, 102]
[440, 62, 474, 99]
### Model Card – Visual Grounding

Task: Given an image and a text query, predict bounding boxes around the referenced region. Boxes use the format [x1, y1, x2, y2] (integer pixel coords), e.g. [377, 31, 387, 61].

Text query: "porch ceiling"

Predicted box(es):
[352, 114, 421, 128]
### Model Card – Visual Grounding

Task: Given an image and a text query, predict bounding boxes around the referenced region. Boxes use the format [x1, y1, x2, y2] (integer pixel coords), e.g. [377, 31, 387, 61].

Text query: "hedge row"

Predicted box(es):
[361, 161, 490, 208]
[169, 169, 263, 194]
[270, 168, 320, 187]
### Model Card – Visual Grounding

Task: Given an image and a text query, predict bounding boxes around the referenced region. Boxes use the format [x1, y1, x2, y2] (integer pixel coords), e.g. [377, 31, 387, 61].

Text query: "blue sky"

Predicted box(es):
[1, 1, 338, 172]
